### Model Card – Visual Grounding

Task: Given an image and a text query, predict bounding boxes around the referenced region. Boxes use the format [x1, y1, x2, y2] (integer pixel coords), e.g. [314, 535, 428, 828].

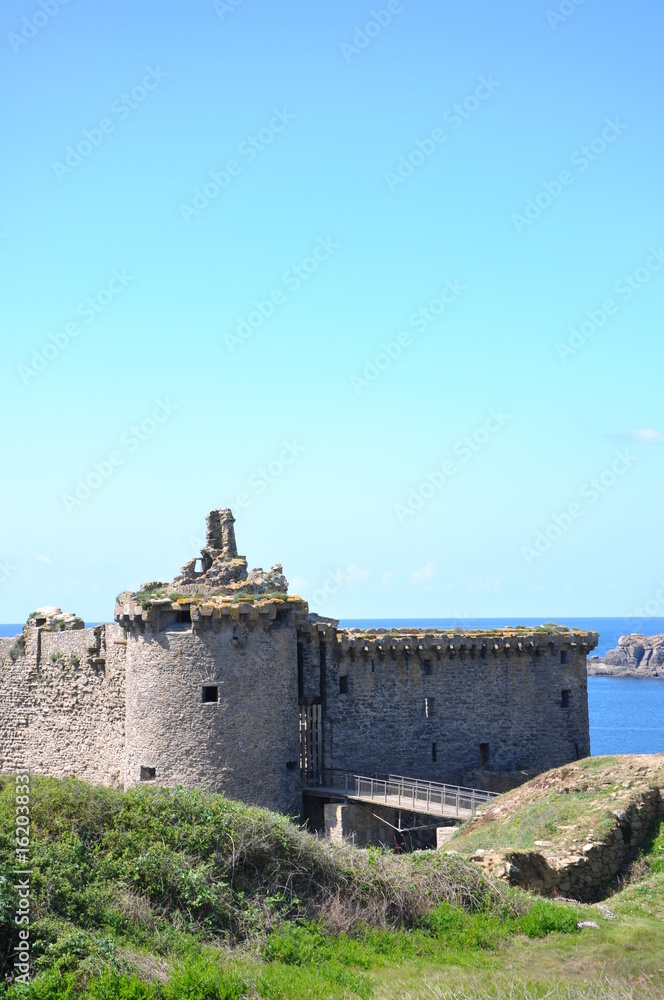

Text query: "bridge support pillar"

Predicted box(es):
[436, 824, 460, 849]
[324, 803, 397, 848]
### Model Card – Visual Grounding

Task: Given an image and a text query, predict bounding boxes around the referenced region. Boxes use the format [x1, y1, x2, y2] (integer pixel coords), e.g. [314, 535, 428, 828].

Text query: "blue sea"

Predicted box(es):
[2, 617, 663, 757]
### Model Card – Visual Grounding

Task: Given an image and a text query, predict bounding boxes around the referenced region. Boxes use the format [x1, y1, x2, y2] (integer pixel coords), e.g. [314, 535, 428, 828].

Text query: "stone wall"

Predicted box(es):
[0, 624, 126, 785]
[119, 598, 305, 815]
[324, 803, 397, 848]
[470, 786, 664, 902]
[319, 630, 595, 786]
[0, 589, 597, 816]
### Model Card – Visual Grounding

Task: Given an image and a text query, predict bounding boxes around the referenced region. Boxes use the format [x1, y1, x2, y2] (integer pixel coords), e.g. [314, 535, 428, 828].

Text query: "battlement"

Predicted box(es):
[114, 592, 310, 628]
[330, 627, 598, 658]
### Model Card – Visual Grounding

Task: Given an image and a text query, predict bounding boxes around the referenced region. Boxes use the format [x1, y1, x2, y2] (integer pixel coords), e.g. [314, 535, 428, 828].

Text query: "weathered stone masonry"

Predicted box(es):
[0, 510, 598, 815]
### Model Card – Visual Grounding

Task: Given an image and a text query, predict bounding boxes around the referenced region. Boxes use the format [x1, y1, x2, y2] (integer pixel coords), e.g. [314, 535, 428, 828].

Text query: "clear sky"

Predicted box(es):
[1, 0, 663, 623]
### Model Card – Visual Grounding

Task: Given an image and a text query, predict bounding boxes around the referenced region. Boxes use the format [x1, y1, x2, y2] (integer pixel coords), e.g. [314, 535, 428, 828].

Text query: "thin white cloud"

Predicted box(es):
[339, 564, 369, 585]
[409, 562, 435, 586]
[620, 427, 664, 444]
[35, 555, 53, 564]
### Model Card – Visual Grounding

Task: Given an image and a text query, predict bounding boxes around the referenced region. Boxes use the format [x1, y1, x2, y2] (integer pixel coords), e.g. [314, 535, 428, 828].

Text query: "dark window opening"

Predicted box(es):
[177, 607, 191, 624]
[560, 650, 568, 664]
[34, 617, 46, 627]
[139, 766, 156, 781]
[286, 760, 298, 771]
[574, 742, 580, 759]
[561, 689, 570, 708]
[202, 685, 219, 703]
[318, 641, 326, 703]
[297, 641, 304, 698]
[371, 659, 375, 673]
[424, 696, 436, 718]
[422, 661, 433, 676]
[432, 742, 437, 762]
[479, 743, 490, 767]
[339, 675, 349, 694]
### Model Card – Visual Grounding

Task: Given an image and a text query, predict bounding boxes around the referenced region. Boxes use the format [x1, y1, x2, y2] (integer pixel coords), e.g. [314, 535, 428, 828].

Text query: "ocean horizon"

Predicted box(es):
[3, 616, 662, 758]
[4, 616, 663, 657]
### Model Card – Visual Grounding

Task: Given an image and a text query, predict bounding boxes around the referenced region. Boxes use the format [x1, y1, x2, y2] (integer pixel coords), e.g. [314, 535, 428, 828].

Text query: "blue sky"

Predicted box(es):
[1, 0, 663, 623]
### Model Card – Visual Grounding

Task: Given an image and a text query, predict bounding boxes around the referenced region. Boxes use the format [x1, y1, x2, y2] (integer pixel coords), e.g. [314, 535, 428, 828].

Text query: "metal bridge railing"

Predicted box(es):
[302, 768, 499, 818]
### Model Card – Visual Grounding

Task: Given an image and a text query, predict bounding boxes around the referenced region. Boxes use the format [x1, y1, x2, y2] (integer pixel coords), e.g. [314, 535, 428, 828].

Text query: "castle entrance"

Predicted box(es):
[299, 704, 322, 782]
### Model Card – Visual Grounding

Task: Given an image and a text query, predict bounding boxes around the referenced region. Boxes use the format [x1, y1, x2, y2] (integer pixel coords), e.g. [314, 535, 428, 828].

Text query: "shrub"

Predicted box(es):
[516, 899, 581, 937]
[8, 636, 26, 662]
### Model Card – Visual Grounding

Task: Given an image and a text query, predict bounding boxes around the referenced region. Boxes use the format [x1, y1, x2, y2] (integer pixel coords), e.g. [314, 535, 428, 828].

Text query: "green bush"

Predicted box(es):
[641, 817, 664, 873]
[515, 899, 581, 937]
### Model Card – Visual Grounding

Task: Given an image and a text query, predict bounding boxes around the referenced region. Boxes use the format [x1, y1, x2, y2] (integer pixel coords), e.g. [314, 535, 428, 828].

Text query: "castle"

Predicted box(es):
[0, 509, 598, 817]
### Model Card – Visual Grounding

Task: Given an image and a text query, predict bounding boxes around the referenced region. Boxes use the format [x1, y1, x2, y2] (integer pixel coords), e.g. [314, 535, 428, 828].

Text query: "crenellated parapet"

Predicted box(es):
[114, 592, 310, 631]
[330, 627, 598, 660]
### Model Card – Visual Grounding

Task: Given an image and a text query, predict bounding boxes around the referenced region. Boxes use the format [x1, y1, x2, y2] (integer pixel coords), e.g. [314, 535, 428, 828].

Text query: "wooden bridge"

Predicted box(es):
[302, 769, 499, 821]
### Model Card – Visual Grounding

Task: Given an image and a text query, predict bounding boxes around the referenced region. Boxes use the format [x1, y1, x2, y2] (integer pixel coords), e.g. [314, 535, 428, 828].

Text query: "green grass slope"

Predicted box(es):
[449, 754, 664, 858]
[0, 774, 662, 998]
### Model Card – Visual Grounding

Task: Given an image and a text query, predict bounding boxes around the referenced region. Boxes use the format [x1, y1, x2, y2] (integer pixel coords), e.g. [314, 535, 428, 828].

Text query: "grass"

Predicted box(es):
[229, 591, 290, 604]
[133, 588, 292, 610]
[448, 755, 661, 859]
[0, 776, 662, 998]
[451, 790, 617, 855]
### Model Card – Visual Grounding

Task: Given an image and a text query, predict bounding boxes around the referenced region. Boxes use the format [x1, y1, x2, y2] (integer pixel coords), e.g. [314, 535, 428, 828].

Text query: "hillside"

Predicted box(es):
[0, 772, 663, 998]
[448, 754, 664, 899]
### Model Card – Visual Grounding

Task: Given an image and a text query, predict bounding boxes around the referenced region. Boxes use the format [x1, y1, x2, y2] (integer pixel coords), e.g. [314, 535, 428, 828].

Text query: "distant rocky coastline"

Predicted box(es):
[588, 633, 664, 678]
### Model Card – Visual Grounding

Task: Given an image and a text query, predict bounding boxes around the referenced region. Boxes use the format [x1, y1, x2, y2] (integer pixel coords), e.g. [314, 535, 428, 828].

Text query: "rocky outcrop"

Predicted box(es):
[448, 754, 664, 902]
[25, 607, 85, 632]
[588, 634, 664, 677]
[467, 786, 661, 902]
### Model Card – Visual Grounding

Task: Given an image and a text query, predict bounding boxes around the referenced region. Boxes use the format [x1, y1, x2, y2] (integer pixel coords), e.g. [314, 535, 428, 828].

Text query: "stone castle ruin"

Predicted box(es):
[0, 509, 598, 818]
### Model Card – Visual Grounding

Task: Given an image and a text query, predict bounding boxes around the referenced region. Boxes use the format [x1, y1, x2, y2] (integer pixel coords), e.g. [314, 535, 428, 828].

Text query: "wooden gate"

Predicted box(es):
[299, 704, 322, 781]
